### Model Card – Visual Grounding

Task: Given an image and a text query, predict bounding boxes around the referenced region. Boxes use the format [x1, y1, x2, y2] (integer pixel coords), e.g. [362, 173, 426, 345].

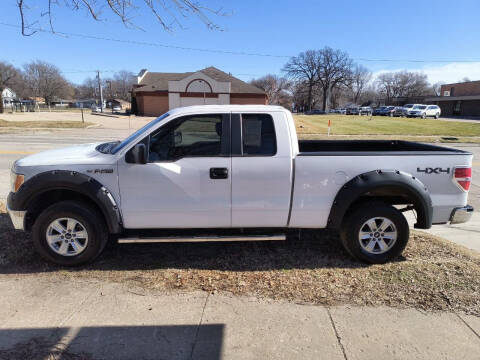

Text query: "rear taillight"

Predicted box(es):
[454, 167, 472, 191]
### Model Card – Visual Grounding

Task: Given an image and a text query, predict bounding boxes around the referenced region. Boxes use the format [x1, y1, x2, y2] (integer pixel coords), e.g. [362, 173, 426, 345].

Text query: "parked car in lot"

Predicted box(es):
[373, 106, 387, 116]
[306, 109, 325, 115]
[113, 106, 122, 112]
[359, 106, 373, 116]
[91, 106, 102, 113]
[346, 107, 360, 115]
[7, 105, 473, 266]
[337, 108, 346, 114]
[387, 106, 400, 117]
[401, 104, 422, 116]
[406, 105, 441, 119]
[374, 106, 396, 116]
[393, 106, 406, 117]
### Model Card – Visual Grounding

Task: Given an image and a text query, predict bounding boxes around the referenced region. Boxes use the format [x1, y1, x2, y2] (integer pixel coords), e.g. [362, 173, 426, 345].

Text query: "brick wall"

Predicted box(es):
[440, 81, 480, 96]
[137, 94, 169, 116]
[437, 100, 480, 116]
[230, 94, 268, 105]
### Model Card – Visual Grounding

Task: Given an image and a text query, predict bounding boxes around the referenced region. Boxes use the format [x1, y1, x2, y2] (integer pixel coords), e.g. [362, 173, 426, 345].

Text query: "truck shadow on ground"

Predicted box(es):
[0, 213, 405, 274]
[0, 324, 224, 360]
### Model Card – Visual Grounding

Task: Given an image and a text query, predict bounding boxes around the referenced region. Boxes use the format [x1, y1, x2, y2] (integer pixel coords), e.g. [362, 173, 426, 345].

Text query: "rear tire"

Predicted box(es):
[32, 201, 108, 266]
[435, 113, 439, 119]
[340, 202, 409, 264]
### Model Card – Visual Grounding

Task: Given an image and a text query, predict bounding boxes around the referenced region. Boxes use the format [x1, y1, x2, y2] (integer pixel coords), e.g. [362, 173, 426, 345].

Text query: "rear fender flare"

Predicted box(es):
[327, 169, 432, 230]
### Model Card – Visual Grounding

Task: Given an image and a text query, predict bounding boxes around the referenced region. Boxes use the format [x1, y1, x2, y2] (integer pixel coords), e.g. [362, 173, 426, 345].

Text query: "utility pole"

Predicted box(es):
[97, 70, 103, 113]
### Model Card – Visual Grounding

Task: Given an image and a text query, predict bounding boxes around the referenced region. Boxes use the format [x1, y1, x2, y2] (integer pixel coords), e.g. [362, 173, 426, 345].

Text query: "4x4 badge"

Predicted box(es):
[417, 167, 450, 174]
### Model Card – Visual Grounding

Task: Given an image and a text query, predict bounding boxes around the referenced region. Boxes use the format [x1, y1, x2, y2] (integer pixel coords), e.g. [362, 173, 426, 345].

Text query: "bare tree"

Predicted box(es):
[23, 60, 72, 104]
[0, 62, 20, 113]
[250, 74, 292, 108]
[376, 71, 430, 104]
[16, 0, 226, 36]
[432, 82, 444, 96]
[349, 64, 372, 105]
[283, 50, 319, 111]
[316, 47, 353, 111]
[111, 70, 136, 101]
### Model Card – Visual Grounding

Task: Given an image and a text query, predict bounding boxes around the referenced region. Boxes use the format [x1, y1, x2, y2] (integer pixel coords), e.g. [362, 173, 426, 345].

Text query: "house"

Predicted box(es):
[425, 80, 480, 116]
[1, 88, 16, 108]
[132, 66, 267, 116]
[51, 99, 74, 108]
[106, 98, 130, 110]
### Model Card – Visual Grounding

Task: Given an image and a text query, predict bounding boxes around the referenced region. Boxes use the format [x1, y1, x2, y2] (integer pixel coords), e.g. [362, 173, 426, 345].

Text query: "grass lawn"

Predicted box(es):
[295, 114, 480, 141]
[0, 119, 93, 128]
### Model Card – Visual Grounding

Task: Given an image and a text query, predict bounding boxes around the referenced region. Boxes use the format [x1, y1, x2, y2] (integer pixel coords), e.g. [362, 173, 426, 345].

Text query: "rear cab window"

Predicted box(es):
[240, 113, 277, 156]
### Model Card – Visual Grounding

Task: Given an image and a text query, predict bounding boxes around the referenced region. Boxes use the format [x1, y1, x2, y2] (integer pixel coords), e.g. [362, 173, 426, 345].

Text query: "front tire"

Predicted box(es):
[340, 202, 409, 264]
[32, 201, 108, 266]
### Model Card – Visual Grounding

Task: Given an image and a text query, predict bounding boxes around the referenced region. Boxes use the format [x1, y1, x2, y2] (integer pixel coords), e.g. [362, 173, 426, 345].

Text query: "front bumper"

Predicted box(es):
[7, 204, 26, 230]
[450, 205, 474, 224]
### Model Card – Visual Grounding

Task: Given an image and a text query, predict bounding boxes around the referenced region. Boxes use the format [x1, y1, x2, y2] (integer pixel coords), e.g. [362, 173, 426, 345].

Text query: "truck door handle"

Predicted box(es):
[210, 167, 228, 179]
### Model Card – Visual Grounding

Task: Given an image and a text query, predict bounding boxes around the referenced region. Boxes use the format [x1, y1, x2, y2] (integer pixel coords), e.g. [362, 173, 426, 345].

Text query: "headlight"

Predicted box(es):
[10, 171, 24, 193]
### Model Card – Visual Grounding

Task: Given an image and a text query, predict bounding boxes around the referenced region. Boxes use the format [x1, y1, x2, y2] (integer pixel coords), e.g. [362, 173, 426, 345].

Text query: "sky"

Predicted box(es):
[1, 0, 480, 85]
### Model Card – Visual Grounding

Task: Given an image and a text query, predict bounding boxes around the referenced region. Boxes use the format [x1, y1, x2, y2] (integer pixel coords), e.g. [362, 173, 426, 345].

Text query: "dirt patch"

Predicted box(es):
[1, 206, 479, 316]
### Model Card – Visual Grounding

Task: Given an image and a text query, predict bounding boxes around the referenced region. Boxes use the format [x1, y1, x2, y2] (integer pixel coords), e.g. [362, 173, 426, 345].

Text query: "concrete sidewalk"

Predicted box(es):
[0, 276, 478, 360]
[405, 211, 480, 253]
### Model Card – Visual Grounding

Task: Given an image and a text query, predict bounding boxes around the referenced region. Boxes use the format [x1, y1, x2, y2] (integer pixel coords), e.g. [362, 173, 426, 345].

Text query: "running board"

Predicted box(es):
[118, 234, 286, 244]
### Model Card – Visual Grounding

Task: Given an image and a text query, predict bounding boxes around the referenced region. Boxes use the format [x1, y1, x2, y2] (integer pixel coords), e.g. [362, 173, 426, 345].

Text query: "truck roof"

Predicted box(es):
[168, 104, 287, 115]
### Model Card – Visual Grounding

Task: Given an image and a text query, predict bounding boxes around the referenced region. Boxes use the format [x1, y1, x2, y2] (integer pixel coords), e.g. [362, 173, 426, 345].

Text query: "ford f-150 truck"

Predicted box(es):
[7, 105, 474, 266]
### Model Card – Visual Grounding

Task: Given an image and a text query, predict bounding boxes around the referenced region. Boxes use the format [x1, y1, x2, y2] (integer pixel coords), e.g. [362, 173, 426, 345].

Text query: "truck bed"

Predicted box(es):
[298, 140, 470, 155]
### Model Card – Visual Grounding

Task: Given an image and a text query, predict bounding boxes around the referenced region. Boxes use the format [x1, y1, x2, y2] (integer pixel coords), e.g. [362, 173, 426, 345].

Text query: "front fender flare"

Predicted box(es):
[7, 170, 123, 233]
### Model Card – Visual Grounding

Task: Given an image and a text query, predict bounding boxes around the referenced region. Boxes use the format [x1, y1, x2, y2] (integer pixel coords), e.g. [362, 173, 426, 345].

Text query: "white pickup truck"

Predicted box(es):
[7, 105, 474, 266]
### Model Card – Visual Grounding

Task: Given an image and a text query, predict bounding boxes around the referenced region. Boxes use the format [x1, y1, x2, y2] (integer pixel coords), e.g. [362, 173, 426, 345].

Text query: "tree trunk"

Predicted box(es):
[0, 88, 4, 114]
[322, 86, 329, 112]
[307, 84, 313, 111]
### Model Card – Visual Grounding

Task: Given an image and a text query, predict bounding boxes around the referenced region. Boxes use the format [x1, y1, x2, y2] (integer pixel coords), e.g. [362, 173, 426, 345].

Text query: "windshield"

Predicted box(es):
[111, 112, 170, 154]
[404, 104, 414, 108]
[413, 105, 426, 110]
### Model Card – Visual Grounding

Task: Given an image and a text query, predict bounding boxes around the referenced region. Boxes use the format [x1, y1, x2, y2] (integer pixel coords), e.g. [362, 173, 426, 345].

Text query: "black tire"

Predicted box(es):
[339, 202, 409, 264]
[422, 113, 426, 119]
[435, 113, 439, 119]
[32, 200, 108, 266]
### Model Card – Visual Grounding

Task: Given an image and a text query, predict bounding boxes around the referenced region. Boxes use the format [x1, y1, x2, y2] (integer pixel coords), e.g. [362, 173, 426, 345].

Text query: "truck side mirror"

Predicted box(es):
[126, 143, 147, 164]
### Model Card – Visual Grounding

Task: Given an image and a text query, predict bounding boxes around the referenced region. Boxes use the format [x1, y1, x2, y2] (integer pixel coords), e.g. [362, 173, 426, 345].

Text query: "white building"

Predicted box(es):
[1, 88, 16, 108]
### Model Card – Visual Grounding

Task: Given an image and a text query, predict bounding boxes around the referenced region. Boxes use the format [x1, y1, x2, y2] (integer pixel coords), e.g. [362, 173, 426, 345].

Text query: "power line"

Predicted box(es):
[0, 22, 289, 58]
[1, 21, 480, 64]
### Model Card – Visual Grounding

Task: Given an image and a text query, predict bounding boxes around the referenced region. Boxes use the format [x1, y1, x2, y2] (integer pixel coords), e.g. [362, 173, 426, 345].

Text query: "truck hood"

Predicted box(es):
[15, 143, 112, 168]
